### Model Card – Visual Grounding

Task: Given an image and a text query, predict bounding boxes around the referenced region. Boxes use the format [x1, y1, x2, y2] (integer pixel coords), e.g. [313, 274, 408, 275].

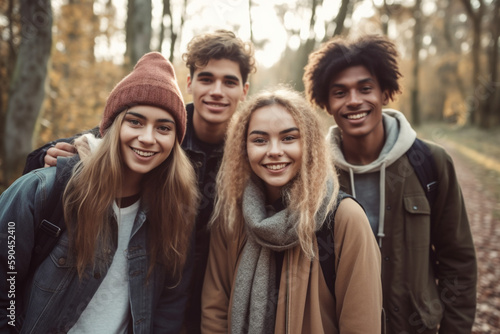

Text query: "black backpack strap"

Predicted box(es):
[30, 156, 79, 271]
[405, 138, 439, 208]
[406, 138, 440, 273]
[317, 190, 356, 297]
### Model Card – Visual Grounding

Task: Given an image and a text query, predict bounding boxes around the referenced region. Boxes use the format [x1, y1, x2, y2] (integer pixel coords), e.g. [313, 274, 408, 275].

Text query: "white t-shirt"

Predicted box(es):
[69, 200, 139, 334]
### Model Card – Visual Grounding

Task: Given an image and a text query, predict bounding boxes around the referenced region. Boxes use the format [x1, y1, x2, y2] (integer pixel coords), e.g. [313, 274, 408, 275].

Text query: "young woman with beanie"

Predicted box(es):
[0, 52, 198, 333]
[201, 87, 382, 334]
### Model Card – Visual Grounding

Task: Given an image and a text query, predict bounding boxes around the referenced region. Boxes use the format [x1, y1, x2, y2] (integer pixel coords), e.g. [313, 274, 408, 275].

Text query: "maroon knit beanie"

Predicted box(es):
[100, 52, 186, 142]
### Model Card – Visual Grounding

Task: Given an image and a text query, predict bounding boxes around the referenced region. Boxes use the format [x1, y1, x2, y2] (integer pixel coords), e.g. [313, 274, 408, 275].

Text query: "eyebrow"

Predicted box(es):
[126, 111, 176, 124]
[248, 127, 300, 136]
[330, 78, 375, 88]
[196, 71, 241, 83]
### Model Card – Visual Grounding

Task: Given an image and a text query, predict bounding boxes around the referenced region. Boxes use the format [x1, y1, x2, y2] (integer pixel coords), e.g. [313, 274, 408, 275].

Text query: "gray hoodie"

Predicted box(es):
[327, 109, 416, 246]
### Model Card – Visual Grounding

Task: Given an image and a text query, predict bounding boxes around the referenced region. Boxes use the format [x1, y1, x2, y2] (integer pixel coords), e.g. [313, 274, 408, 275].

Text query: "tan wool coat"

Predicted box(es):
[201, 198, 383, 334]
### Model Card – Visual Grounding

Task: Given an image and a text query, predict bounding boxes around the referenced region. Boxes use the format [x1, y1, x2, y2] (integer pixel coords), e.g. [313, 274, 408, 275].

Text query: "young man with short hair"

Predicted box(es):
[180, 30, 253, 333]
[303, 35, 477, 334]
[23, 29, 255, 334]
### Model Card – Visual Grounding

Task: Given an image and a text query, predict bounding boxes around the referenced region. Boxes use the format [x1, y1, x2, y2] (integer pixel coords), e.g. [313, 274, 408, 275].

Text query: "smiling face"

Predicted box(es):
[120, 105, 177, 182]
[246, 105, 302, 203]
[326, 65, 389, 142]
[187, 58, 249, 129]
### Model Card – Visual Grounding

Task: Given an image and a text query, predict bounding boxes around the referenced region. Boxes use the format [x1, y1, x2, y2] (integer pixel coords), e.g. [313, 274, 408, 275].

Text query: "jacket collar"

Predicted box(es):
[181, 103, 224, 156]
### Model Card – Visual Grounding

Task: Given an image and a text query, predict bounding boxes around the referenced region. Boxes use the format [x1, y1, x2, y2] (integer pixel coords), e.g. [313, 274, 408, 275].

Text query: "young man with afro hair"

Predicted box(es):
[303, 34, 477, 334]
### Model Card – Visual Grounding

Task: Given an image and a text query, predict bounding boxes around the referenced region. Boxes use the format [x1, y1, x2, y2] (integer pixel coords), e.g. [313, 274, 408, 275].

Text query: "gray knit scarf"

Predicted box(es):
[231, 177, 333, 334]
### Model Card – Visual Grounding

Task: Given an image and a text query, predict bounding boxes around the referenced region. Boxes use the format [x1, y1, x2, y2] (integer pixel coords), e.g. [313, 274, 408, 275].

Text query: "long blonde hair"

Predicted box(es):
[63, 111, 199, 278]
[211, 87, 339, 258]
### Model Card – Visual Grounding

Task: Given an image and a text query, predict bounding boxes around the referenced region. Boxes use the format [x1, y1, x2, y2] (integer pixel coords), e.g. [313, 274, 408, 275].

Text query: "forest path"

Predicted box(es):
[437, 139, 500, 334]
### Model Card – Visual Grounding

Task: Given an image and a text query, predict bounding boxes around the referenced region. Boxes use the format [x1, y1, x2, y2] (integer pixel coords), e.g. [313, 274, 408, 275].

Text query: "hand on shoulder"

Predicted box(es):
[44, 142, 76, 167]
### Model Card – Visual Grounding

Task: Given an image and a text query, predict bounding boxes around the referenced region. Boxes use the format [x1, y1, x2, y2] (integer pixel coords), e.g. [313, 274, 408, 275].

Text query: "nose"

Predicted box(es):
[138, 127, 155, 144]
[346, 90, 362, 109]
[210, 80, 223, 97]
[267, 140, 283, 157]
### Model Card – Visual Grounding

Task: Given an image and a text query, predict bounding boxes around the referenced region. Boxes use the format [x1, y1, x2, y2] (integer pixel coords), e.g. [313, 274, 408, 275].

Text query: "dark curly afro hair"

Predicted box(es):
[303, 35, 402, 110]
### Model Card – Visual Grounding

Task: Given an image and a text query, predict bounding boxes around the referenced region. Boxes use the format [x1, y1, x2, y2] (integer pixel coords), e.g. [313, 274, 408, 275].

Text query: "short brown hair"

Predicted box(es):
[182, 30, 256, 83]
[303, 35, 402, 109]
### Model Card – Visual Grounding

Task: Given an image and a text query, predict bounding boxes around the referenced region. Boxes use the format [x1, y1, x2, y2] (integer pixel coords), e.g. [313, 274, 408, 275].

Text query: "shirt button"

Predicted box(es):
[384, 256, 390, 261]
[386, 205, 391, 210]
[58, 257, 66, 265]
[413, 206, 418, 210]
[394, 306, 399, 312]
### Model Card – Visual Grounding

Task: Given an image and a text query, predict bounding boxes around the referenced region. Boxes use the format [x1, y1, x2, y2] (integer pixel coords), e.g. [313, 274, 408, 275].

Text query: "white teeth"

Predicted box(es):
[132, 148, 155, 157]
[266, 163, 287, 170]
[346, 112, 368, 120]
[206, 103, 227, 107]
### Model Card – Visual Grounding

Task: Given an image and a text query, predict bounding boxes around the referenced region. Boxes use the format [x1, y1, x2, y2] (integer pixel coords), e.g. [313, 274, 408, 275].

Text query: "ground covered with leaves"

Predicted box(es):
[418, 124, 500, 333]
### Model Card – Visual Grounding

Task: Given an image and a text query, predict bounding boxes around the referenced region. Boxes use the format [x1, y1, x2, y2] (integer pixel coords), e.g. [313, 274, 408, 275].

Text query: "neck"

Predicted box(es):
[192, 111, 227, 144]
[117, 193, 141, 208]
[341, 126, 385, 165]
[264, 183, 282, 205]
[121, 170, 142, 198]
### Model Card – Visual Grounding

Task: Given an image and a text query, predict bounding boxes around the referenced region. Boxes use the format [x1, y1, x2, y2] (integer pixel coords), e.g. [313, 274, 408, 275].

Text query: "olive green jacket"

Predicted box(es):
[333, 110, 477, 334]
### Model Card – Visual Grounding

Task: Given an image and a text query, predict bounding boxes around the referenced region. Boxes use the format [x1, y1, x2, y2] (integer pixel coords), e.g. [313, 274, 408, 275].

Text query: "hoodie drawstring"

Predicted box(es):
[349, 168, 356, 198]
[377, 162, 387, 248]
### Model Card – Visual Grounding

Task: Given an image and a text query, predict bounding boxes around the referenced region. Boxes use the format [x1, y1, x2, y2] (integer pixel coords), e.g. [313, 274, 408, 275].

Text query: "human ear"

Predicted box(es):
[382, 90, 390, 106]
[186, 76, 193, 94]
[240, 82, 250, 101]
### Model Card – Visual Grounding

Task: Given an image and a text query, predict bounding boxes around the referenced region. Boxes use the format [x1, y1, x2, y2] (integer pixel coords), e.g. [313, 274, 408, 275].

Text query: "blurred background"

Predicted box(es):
[1, 0, 499, 186]
[0, 0, 499, 331]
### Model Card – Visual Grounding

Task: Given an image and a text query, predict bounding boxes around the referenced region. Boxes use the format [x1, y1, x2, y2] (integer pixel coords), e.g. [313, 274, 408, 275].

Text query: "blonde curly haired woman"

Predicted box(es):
[201, 87, 382, 334]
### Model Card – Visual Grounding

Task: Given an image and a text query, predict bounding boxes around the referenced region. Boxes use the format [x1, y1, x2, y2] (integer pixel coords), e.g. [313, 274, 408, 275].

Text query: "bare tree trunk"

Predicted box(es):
[460, 0, 484, 126]
[322, 0, 350, 41]
[249, 0, 254, 43]
[126, 0, 152, 68]
[158, 0, 186, 62]
[333, 0, 350, 37]
[381, 0, 389, 35]
[179, 0, 188, 53]
[158, 0, 168, 54]
[442, 0, 467, 99]
[471, 16, 482, 125]
[411, 0, 422, 126]
[481, 0, 500, 128]
[168, 7, 178, 63]
[0, 0, 19, 187]
[3, 0, 52, 184]
[292, 0, 318, 91]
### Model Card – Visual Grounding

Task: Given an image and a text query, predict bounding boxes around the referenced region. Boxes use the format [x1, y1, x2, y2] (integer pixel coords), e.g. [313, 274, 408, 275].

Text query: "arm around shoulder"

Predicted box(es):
[22, 125, 100, 174]
[23, 138, 74, 174]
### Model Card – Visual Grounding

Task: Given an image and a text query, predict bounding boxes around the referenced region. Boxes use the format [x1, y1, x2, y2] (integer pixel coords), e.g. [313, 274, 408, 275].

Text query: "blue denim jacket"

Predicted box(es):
[0, 167, 193, 334]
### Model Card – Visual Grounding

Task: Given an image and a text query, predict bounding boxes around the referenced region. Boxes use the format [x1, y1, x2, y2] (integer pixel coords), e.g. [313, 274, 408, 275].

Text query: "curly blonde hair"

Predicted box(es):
[211, 87, 339, 258]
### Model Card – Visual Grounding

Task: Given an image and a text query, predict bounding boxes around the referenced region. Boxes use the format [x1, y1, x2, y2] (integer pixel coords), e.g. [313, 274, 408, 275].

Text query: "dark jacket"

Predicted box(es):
[180, 103, 224, 333]
[0, 166, 193, 333]
[21, 103, 224, 334]
[23, 103, 224, 333]
[329, 110, 477, 334]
